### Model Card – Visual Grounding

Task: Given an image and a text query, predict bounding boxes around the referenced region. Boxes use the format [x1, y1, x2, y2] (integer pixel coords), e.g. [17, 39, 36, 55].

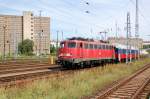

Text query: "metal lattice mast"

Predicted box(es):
[126, 12, 131, 64]
[135, 0, 139, 38]
[39, 10, 42, 56]
[128, 13, 132, 63]
[135, 0, 140, 59]
[3, 24, 6, 61]
[56, 30, 59, 57]
[115, 21, 118, 38]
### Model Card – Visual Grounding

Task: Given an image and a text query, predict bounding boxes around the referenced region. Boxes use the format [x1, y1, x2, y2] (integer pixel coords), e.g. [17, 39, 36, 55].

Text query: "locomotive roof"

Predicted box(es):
[67, 37, 108, 43]
[61, 39, 112, 45]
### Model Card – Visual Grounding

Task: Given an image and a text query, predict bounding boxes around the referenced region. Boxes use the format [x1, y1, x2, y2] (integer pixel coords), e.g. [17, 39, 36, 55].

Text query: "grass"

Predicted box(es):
[0, 58, 150, 99]
[0, 55, 55, 63]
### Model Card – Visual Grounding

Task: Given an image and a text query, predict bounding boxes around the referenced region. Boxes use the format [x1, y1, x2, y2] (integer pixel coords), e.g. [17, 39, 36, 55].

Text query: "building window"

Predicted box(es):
[31, 37, 33, 39]
[31, 33, 33, 35]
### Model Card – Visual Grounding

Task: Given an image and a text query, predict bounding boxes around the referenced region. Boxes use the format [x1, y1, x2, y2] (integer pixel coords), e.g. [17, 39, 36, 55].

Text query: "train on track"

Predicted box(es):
[57, 38, 139, 68]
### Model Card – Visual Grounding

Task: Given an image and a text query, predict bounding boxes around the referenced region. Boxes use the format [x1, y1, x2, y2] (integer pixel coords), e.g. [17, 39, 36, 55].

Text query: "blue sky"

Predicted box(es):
[0, 0, 150, 41]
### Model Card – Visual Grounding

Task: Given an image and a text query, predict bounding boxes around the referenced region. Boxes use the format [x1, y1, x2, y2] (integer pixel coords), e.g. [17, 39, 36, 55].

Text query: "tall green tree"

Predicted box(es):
[50, 44, 56, 54]
[18, 39, 34, 55]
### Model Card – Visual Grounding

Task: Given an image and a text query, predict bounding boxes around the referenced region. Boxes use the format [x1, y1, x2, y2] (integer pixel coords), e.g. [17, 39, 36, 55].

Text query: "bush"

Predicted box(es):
[18, 39, 34, 56]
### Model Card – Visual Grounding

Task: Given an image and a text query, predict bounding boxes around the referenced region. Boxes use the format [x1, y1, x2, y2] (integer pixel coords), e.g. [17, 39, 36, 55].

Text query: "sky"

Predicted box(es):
[0, 0, 150, 41]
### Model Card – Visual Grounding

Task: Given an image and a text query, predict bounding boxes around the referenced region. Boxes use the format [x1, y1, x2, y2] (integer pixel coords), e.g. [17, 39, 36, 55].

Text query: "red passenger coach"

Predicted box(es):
[57, 39, 115, 68]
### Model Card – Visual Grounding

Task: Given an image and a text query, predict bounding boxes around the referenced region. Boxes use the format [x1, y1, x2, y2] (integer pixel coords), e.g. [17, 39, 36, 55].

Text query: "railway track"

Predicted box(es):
[0, 66, 63, 87]
[0, 60, 91, 87]
[0, 60, 102, 87]
[0, 60, 62, 86]
[136, 80, 150, 99]
[91, 63, 150, 99]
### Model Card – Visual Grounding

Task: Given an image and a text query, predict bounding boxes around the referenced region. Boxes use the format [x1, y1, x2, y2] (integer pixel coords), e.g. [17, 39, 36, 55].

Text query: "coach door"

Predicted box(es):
[79, 42, 83, 58]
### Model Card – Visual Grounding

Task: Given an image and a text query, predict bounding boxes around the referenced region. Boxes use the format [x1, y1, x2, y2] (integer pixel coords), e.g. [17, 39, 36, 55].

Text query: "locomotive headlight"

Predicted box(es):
[65, 53, 72, 56]
[59, 53, 72, 57]
[59, 53, 63, 57]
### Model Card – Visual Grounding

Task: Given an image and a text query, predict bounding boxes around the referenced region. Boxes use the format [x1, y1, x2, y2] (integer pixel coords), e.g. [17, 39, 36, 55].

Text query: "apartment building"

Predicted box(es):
[0, 11, 50, 56]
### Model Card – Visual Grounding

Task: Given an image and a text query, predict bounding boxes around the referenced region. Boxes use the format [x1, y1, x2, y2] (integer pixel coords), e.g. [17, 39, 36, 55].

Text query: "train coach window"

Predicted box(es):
[102, 45, 105, 49]
[99, 45, 102, 49]
[68, 42, 76, 48]
[90, 44, 93, 49]
[105, 45, 108, 49]
[109, 46, 111, 49]
[94, 44, 98, 49]
[110, 46, 113, 49]
[84, 44, 88, 49]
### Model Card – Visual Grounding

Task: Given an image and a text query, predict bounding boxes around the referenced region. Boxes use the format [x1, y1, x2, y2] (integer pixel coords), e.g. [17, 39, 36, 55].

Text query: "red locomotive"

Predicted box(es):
[57, 38, 139, 68]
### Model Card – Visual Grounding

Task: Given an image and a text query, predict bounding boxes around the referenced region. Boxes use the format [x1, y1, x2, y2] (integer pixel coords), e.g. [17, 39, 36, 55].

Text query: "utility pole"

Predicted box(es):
[99, 31, 107, 41]
[61, 30, 63, 41]
[56, 30, 59, 57]
[115, 21, 118, 38]
[115, 21, 118, 44]
[128, 13, 132, 63]
[7, 40, 10, 56]
[135, 0, 139, 38]
[126, 12, 130, 64]
[39, 10, 42, 56]
[14, 32, 18, 59]
[3, 25, 6, 62]
[135, 0, 140, 59]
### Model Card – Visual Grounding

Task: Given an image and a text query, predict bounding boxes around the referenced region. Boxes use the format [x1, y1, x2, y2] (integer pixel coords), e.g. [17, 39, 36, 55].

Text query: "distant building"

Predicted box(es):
[108, 37, 143, 49]
[50, 40, 60, 47]
[143, 41, 150, 49]
[0, 11, 50, 56]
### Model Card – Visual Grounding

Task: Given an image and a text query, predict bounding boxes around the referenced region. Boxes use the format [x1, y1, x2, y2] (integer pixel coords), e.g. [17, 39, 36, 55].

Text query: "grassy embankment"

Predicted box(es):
[0, 58, 150, 99]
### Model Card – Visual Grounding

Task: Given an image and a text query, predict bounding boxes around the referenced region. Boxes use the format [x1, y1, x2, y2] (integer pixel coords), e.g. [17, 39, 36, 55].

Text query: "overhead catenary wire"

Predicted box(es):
[129, 0, 150, 25]
[2, 0, 143, 40]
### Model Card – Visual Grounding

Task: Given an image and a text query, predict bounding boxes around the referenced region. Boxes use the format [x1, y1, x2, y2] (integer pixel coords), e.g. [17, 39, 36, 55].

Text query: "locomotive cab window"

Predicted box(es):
[68, 42, 76, 48]
[60, 43, 65, 48]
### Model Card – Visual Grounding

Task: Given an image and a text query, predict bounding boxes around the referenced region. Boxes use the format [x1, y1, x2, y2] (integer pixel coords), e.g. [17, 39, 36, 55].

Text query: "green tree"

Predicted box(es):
[18, 39, 34, 55]
[50, 44, 56, 54]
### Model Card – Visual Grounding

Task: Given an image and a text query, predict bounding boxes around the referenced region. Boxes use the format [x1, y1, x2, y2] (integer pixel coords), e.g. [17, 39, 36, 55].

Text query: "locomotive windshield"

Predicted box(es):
[68, 42, 76, 48]
[60, 42, 65, 48]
